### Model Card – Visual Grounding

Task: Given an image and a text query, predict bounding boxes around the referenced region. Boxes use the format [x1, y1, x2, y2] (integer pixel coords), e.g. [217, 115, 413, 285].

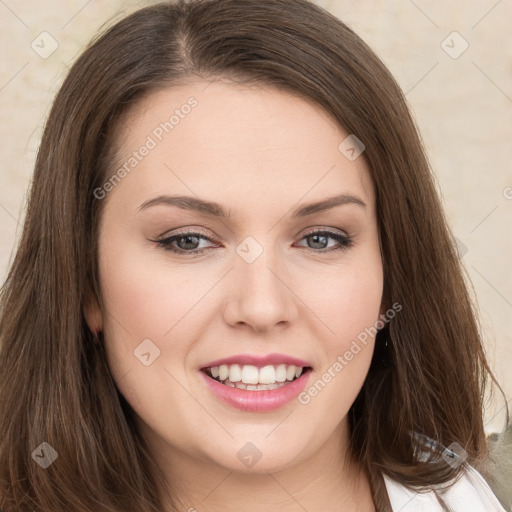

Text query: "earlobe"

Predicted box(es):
[84, 291, 103, 335]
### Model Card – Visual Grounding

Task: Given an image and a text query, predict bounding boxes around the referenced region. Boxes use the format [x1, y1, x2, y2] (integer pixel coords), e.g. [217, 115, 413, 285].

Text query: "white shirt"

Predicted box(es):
[383, 464, 507, 511]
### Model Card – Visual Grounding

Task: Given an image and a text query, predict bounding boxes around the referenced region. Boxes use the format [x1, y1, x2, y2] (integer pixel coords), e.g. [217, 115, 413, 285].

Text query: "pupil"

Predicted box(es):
[309, 234, 327, 249]
[180, 235, 199, 250]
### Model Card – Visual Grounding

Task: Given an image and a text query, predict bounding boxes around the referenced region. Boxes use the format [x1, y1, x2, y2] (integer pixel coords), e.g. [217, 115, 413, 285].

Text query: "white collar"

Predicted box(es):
[383, 464, 506, 511]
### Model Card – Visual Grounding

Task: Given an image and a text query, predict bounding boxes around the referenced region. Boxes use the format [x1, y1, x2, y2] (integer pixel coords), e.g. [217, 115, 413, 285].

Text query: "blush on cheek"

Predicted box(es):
[313, 282, 382, 341]
[99, 247, 173, 335]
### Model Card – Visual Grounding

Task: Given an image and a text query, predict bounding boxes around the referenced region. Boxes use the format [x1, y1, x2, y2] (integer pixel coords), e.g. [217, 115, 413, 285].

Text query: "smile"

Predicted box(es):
[199, 357, 313, 412]
[202, 363, 308, 390]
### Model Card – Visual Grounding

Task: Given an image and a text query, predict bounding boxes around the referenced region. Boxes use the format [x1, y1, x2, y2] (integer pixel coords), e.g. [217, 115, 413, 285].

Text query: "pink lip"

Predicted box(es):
[199, 368, 312, 412]
[201, 353, 312, 369]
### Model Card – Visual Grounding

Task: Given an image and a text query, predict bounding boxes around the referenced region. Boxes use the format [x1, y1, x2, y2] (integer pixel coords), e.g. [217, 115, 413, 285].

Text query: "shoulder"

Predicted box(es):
[383, 464, 507, 512]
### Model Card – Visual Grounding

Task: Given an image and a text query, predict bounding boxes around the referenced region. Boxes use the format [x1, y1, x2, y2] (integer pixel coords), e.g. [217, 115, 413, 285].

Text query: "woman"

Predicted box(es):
[0, 0, 508, 510]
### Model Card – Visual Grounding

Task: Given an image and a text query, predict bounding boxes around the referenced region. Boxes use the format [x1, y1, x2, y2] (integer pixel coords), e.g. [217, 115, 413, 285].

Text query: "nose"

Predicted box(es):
[223, 247, 299, 333]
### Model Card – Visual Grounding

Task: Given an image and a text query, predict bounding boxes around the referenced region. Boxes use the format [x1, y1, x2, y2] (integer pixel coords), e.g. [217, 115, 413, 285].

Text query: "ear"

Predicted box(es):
[84, 289, 103, 334]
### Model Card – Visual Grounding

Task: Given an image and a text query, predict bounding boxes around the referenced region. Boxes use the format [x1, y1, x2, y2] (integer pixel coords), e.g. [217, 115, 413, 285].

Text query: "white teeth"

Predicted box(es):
[218, 364, 229, 381]
[207, 363, 307, 387]
[228, 364, 242, 383]
[241, 365, 259, 384]
[259, 365, 276, 384]
[286, 365, 296, 381]
[233, 381, 288, 391]
[275, 364, 287, 382]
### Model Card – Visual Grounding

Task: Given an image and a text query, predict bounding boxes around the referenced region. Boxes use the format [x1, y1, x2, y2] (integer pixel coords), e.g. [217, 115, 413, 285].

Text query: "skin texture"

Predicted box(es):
[86, 80, 385, 511]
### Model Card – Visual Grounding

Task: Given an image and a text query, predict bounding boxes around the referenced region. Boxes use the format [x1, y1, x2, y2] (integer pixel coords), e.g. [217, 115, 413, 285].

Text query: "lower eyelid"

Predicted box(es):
[296, 231, 353, 250]
[154, 233, 214, 252]
[153, 230, 353, 254]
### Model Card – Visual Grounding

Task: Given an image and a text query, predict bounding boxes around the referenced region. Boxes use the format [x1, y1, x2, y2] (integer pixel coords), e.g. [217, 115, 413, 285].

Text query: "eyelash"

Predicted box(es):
[152, 229, 353, 256]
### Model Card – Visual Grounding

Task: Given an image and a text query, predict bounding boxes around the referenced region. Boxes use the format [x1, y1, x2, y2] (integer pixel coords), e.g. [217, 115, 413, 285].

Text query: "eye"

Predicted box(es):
[151, 228, 353, 256]
[153, 231, 217, 255]
[295, 229, 353, 253]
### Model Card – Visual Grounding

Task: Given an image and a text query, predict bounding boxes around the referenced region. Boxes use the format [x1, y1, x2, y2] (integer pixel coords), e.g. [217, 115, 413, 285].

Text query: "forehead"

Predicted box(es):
[106, 80, 375, 215]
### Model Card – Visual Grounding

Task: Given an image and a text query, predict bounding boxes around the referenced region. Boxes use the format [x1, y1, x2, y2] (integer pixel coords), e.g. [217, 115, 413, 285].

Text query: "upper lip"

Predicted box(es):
[201, 353, 312, 369]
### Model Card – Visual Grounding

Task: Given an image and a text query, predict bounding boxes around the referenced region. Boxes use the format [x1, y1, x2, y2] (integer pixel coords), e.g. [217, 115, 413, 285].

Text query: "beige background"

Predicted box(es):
[0, 0, 511, 434]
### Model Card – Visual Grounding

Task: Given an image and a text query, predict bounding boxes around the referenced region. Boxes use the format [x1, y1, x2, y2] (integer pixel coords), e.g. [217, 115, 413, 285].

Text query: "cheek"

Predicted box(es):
[96, 241, 204, 430]
[95, 234, 193, 389]
[298, 264, 382, 418]
[302, 250, 383, 403]
[307, 259, 383, 340]
[98, 239, 199, 338]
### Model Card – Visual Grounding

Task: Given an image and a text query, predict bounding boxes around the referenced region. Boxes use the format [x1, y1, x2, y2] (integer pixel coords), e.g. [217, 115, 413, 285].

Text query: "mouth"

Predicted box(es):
[201, 364, 313, 391]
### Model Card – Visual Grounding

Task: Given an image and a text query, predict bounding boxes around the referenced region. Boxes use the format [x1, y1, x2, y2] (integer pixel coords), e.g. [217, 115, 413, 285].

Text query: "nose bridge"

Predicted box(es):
[225, 234, 298, 331]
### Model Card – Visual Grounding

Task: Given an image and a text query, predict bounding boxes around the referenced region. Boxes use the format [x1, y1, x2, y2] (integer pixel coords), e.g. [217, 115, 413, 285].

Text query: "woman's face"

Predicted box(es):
[87, 80, 385, 476]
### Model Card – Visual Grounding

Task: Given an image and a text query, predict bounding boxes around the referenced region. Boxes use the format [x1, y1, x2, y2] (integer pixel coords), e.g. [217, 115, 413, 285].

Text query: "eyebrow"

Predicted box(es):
[137, 193, 366, 218]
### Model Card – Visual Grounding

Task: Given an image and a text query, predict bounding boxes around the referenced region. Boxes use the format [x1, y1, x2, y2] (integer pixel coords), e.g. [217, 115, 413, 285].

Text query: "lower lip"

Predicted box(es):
[199, 369, 312, 412]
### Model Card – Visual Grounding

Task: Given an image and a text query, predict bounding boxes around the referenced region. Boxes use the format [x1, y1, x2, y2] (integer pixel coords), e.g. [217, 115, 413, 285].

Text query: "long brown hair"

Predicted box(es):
[0, 0, 507, 510]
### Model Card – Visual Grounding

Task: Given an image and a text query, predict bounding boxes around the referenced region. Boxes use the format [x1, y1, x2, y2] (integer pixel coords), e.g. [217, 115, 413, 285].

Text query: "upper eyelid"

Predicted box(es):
[152, 228, 354, 257]
[154, 229, 351, 254]
[158, 226, 349, 241]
